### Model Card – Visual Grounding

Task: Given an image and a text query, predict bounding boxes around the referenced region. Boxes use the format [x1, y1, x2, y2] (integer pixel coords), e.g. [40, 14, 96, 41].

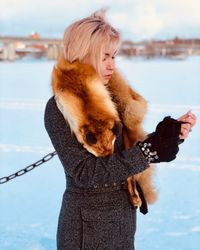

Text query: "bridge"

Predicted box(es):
[0, 35, 62, 61]
[0, 35, 200, 61]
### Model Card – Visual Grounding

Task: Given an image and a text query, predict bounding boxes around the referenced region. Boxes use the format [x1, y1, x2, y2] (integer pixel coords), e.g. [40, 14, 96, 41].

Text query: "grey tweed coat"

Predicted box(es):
[44, 97, 149, 250]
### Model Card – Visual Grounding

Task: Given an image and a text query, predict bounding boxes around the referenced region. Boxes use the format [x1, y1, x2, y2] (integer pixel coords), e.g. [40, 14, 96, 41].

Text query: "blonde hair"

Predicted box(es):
[63, 9, 121, 75]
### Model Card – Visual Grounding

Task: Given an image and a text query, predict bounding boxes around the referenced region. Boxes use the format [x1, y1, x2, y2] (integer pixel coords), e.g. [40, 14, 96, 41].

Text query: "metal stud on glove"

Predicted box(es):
[138, 142, 159, 163]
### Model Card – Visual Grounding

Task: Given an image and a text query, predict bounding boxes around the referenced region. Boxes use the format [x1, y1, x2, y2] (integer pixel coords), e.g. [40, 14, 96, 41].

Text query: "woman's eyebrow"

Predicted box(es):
[104, 51, 117, 57]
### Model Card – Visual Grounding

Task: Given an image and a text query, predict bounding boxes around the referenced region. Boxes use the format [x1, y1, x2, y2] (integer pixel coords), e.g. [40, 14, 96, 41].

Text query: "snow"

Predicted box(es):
[0, 57, 200, 250]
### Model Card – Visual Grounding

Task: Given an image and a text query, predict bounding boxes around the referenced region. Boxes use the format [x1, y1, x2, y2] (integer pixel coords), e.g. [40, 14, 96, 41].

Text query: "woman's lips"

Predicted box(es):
[104, 75, 112, 79]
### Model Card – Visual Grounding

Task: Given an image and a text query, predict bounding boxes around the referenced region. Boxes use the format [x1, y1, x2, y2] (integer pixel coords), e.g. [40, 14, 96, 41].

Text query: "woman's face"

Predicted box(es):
[100, 50, 116, 83]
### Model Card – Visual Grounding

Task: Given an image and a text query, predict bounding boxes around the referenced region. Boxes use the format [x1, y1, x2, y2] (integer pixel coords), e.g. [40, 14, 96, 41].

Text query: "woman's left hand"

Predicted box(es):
[177, 110, 197, 139]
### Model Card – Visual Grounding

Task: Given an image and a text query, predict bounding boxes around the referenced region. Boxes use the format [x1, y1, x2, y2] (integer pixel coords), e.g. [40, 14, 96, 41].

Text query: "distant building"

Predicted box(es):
[29, 32, 41, 39]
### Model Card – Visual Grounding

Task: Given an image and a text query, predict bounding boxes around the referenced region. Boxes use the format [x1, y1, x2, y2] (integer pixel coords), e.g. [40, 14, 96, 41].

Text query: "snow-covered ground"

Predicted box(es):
[0, 57, 200, 250]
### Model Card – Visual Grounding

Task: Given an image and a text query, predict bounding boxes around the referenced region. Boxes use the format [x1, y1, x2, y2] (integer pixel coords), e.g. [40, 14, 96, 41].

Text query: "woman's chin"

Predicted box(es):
[103, 78, 110, 84]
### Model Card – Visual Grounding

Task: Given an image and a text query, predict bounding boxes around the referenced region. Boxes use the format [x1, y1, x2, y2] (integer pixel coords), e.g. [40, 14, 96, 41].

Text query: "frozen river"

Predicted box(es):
[0, 57, 200, 250]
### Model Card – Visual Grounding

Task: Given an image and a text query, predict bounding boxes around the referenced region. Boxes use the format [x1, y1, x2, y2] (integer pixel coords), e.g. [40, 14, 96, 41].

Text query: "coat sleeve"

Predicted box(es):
[44, 97, 149, 188]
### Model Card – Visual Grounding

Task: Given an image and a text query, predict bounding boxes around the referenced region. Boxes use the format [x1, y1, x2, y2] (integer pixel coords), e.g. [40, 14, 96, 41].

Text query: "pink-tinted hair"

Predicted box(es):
[63, 9, 121, 75]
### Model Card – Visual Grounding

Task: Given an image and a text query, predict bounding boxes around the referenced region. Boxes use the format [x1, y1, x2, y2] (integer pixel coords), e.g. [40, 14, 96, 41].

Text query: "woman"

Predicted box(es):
[44, 10, 196, 250]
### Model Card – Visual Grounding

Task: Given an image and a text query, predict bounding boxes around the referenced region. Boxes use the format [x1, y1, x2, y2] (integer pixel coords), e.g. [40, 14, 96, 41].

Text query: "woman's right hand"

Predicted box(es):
[137, 116, 181, 163]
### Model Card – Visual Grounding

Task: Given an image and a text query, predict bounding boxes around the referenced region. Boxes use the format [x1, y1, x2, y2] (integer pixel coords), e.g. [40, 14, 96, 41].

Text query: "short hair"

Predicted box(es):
[63, 9, 121, 75]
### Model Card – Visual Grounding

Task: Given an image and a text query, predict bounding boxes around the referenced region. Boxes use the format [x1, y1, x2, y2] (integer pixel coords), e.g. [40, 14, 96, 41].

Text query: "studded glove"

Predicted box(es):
[138, 116, 182, 163]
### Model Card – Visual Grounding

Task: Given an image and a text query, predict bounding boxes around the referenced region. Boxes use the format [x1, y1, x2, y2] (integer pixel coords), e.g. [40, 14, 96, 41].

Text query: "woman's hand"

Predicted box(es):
[138, 116, 181, 163]
[177, 110, 197, 139]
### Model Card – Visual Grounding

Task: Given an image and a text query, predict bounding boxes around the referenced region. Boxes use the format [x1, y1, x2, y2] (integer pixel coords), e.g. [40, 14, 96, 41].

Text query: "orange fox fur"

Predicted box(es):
[52, 53, 157, 208]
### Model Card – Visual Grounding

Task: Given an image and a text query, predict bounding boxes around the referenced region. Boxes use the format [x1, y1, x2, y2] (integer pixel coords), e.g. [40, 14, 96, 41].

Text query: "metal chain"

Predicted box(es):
[0, 151, 57, 184]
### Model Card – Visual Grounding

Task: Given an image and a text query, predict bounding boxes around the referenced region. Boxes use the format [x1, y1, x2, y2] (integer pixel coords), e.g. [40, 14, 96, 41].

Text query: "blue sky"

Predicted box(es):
[1, 0, 200, 40]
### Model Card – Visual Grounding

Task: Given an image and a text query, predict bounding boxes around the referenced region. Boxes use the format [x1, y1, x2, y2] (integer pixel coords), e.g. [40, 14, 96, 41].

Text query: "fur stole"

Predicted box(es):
[52, 53, 157, 209]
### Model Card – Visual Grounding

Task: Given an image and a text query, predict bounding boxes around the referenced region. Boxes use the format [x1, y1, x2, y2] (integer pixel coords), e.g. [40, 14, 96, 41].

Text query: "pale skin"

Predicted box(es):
[100, 50, 116, 83]
[177, 111, 197, 139]
[100, 50, 197, 139]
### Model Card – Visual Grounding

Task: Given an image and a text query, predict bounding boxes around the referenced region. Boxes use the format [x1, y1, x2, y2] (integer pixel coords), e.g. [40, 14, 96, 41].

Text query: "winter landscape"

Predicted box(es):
[1, 0, 200, 249]
[0, 56, 200, 250]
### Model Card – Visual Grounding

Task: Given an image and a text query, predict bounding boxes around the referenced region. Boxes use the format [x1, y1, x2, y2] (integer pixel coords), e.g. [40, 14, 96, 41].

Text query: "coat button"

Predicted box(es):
[104, 183, 109, 187]
[113, 182, 117, 186]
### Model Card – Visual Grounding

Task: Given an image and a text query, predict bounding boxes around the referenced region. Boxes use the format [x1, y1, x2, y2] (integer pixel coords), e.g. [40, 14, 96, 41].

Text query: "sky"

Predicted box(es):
[1, 0, 200, 41]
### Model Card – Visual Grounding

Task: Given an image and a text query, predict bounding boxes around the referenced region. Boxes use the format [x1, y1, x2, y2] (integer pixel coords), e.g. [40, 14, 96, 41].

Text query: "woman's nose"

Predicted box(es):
[107, 60, 114, 70]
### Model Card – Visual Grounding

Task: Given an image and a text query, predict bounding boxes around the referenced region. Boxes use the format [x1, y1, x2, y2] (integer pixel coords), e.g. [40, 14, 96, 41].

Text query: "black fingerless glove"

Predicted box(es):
[138, 116, 182, 163]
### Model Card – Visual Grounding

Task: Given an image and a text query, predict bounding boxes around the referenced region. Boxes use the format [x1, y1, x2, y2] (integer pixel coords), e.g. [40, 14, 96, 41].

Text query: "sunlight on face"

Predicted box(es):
[99, 50, 117, 83]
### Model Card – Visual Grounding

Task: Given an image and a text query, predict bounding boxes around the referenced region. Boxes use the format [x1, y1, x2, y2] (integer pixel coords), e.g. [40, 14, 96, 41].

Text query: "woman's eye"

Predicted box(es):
[112, 56, 115, 59]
